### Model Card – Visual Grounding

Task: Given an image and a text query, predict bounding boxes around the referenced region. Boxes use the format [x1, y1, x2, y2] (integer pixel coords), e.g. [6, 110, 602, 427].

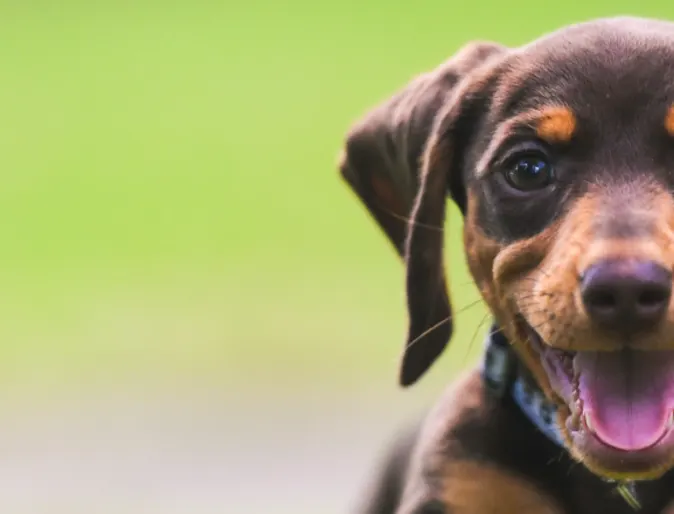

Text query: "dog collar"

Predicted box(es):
[480, 324, 642, 510]
[480, 324, 565, 447]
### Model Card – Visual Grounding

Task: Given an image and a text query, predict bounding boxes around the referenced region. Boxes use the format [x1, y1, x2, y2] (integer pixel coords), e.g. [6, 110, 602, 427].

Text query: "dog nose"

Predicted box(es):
[580, 260, 672, 333]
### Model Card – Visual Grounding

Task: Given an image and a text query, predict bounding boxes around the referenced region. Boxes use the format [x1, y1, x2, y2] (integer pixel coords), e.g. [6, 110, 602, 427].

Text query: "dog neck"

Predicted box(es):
[480, 326, 564, 447]
[480, 324, 642, 511]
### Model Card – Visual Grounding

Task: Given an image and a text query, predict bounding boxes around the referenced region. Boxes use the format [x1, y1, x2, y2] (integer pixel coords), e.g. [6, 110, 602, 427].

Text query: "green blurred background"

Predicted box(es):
[1, 1, 673, 513]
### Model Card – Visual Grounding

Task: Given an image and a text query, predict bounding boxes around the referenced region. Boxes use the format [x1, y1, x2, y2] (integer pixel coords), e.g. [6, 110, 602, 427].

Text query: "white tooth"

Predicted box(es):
[583, 413, 595, 433]
[669, 412, 674, 429]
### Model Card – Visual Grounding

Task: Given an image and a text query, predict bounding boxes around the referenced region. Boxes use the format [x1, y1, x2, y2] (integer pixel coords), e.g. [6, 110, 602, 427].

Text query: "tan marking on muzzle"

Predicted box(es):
[464, 190, 562, 400]
[463, 190, 504, 315]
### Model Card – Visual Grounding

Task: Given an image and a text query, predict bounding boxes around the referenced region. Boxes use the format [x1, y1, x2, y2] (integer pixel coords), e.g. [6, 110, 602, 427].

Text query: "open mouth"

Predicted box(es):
[523, 320, 674, 477]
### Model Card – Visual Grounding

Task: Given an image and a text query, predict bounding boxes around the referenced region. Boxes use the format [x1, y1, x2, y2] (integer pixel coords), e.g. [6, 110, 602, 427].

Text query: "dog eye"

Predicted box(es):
[503, 154, 554, 191]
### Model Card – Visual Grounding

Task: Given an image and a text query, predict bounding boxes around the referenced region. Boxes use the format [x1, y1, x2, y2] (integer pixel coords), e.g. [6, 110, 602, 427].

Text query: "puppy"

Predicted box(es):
[339, 16, 674, 514]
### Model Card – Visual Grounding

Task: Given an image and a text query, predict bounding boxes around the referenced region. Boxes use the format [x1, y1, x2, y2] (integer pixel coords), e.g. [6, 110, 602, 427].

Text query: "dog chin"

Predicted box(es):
[523, 323, 674, 480]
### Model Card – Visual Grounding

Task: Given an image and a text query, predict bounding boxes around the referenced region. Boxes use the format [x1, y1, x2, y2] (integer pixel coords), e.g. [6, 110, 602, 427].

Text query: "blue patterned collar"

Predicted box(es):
[480, 325, 564, 447]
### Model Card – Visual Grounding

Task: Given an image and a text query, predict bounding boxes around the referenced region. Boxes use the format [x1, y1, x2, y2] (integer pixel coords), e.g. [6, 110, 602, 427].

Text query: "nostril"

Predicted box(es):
[584, 288, 617, 311]
[638, 287, 670, 309]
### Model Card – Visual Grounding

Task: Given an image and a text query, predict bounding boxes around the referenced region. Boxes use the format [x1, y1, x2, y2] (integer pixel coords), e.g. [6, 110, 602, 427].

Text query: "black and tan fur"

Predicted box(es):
[339, 17, 674, 514]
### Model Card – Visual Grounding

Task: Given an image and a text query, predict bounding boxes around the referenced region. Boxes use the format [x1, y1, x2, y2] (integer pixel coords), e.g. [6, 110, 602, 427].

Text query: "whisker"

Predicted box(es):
[480, 322, 506, 343]
[403, 316, 453, 353]
[453, 298, 487, 317]
[374, 200, 444, 232]
[455, 280, 485, 290]
[402, 296, 488, 354]
[461, 312, 492, 365]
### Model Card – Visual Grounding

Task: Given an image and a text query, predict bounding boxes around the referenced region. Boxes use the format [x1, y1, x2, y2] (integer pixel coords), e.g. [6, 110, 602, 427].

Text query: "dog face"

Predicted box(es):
[340, 17, 674, 481]
[465, 19, 674, 480]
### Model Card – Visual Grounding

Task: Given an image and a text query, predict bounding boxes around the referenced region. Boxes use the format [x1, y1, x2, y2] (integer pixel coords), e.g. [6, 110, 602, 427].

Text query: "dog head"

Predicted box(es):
[340, 17, 674, 481]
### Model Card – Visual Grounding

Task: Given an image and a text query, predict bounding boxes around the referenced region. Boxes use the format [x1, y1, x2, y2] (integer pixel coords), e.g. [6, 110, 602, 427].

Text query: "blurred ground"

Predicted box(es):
[2, 1, 674, 512]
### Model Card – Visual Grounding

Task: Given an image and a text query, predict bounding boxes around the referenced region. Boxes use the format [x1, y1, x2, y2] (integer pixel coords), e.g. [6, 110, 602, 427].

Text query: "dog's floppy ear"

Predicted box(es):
[339, 42, 506, 386]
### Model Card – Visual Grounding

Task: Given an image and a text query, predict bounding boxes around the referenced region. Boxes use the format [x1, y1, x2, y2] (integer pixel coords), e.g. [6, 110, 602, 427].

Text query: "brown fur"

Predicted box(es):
[440, 461, 563, 514]
[340, 16, 674, 514]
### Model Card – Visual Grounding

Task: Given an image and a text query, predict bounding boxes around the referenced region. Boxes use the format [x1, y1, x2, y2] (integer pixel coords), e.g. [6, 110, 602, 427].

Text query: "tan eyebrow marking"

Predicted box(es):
[664, 105, 674, 137]
[474, 106, 576, 178]
[535, 106, 576, 143]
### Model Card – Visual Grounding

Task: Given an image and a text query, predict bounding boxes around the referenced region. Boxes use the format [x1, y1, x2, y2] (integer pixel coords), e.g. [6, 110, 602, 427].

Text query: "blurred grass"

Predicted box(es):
[1, 1, 674, 397]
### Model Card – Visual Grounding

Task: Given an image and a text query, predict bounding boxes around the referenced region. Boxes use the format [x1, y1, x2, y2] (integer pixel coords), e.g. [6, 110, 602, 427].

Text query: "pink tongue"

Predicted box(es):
[576, 351, 674, 451]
